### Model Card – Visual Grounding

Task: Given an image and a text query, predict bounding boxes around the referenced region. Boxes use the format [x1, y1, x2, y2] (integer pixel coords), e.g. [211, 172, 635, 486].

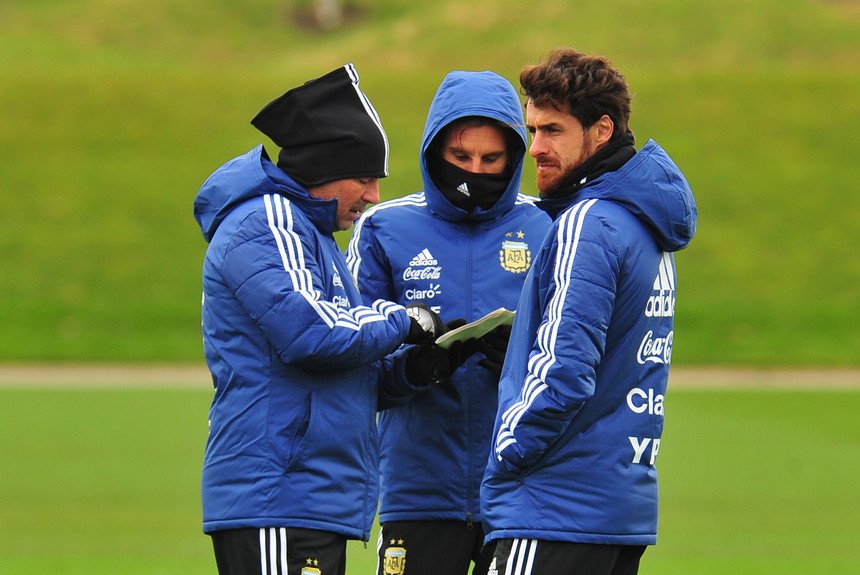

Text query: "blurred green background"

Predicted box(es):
[2, 0, 858, 365]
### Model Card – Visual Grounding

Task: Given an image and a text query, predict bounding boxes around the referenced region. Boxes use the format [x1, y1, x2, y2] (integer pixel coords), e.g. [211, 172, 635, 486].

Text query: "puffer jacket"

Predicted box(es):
[481, 139, 697, 545]
[347, 70, 551, 525]
[194, 145, 416, 539]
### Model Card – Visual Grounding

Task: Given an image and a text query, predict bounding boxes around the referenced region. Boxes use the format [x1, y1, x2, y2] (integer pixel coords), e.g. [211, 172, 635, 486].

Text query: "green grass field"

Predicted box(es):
[1, 0, 859, 365]
[1, 384, 858, 574]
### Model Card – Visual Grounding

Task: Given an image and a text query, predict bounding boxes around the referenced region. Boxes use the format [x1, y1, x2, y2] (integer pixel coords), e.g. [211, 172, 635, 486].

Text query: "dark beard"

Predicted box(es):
[540, 132, 636, 199]
[538, 140, 593, 198]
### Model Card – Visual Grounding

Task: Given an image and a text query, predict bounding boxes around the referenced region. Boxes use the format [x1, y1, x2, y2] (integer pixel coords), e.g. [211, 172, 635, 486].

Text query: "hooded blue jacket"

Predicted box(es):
[346, 71, 551, 525]
[193, 146, 417, 539]
[481, 140, 697, 545]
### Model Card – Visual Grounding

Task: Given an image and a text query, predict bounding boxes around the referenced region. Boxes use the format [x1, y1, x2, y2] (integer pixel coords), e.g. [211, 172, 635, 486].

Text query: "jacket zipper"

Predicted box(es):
[465, 225, 475, 524]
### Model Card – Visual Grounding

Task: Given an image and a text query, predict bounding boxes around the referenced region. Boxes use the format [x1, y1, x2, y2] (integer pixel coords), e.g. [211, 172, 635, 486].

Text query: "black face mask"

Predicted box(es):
[428, 154, 510, 212]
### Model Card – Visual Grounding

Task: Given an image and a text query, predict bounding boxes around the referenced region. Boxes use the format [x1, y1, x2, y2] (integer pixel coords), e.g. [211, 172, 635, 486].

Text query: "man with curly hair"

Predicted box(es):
[480, 48, 698, 575]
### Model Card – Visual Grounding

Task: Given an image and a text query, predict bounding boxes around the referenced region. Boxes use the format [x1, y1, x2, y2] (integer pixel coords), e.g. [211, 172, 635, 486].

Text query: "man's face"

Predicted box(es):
[441, 124, 508, 174]
[309, 178, 381, 230]
[526, 99, 598, 197]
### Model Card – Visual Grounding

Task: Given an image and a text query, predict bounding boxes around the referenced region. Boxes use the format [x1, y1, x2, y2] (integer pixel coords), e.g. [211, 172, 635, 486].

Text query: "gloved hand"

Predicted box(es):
[447, 337, 479, 372]
[405, 342, 452, 388]
[476, 324, 512, 379]
[443, 319, 480, 372]
[404, 302, 447, 344]
[405, 318, 480, 389]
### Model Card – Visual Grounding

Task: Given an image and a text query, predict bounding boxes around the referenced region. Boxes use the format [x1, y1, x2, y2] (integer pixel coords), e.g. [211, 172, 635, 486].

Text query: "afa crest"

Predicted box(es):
[302, 558, 321, 575]
[499, 240, 531, 273]
[383, 546, 406, 575]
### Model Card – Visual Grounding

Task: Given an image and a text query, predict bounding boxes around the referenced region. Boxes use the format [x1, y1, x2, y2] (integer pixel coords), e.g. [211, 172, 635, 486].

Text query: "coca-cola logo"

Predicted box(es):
[402, 266, 442, 281]
[637, 330, 673, 365]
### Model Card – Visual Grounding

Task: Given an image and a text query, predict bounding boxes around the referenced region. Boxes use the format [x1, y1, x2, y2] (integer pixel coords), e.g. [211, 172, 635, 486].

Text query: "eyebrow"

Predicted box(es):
[481, 151, 505, 159]
[526, 121, 561, 131]
[448, 145, 506, 157]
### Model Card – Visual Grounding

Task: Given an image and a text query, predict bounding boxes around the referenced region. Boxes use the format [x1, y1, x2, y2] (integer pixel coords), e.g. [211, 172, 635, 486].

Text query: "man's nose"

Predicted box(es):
[529, 133, 546, 158]
[469, 159, 487, 173]
[364, 179, 381, 204]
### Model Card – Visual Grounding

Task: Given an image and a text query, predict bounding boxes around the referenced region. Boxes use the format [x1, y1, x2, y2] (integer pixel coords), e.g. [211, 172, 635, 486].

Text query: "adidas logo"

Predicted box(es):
[457, 182, 470, 196]
[645, 252, 675, 318]
[409, 248, 438, 267]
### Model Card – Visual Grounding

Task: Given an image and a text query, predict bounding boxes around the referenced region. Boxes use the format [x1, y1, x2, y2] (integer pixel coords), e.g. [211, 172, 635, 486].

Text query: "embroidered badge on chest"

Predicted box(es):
[499, 231, 532, 273]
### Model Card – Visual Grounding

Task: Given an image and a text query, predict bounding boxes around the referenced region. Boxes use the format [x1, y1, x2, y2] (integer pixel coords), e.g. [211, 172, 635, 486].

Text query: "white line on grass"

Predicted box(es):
[0, 365, 858, 389]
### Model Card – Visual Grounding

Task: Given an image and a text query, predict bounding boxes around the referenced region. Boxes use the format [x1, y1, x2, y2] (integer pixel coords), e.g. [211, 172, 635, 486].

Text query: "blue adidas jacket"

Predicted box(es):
[193, 146, 417, 540]
[346, 71, 551, 525]
[481, 140, 697, 545]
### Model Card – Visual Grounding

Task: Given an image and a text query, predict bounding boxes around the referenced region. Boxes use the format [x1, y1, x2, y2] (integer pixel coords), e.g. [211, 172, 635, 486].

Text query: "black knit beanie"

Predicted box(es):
[250, 64, 389, 187]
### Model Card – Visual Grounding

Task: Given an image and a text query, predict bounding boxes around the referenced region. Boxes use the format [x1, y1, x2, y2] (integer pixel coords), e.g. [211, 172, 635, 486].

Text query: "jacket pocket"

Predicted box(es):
[274, 391, 315, 472]
[488, 450, 530, 484]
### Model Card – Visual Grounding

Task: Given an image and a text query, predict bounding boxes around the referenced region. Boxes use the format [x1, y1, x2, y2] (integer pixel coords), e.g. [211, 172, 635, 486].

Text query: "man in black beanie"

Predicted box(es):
[193, 64, 452, 575]
[251, 64, 389, 190]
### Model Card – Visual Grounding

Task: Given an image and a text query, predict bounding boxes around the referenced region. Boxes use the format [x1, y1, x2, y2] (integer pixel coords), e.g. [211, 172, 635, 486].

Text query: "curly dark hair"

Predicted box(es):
[519, 48, 632, 137]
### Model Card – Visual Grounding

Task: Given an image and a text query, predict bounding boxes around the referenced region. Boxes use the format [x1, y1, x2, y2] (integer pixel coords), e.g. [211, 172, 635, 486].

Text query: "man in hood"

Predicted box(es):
[480, 49, 698, 575]
[347, 70, 550, 575]
[193, 64, 449, 575]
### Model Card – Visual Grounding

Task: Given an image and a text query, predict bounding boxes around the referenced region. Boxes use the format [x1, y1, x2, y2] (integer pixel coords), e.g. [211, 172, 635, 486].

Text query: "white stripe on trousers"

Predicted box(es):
[259, 527, 288, 575]
[504, 539, 538, 575]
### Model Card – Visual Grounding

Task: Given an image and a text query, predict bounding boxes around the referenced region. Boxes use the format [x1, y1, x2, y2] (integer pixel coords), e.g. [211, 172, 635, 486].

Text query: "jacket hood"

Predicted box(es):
[193, 145, 339, 241]
[542, 140, 697, 252]
[420, 70, 528, 222]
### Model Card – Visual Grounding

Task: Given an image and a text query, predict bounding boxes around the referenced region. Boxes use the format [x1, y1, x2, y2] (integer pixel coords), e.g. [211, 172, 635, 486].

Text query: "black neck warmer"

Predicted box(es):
[544, 132, 637, 200]
[427, 152, 511, 212]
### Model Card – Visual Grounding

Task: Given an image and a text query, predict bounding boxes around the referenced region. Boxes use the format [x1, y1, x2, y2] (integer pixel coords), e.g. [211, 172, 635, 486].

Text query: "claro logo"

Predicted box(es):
[406, 283, 441, 300]
[626, 386, 664, 416]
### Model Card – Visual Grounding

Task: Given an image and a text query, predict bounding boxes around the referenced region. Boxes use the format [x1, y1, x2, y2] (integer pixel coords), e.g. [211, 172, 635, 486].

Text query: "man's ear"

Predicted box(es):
[592, 115, 615, 147]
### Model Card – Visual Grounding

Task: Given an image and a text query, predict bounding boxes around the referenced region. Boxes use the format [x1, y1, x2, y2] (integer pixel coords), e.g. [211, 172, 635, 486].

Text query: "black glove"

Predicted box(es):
[476, 324, 512, 379]
[405, 342, 452, 388]
[407, 318, 480, 389]
[404, 302, 447, 344]
[442, 319, 479, 372]
[447, 337, 479, 372]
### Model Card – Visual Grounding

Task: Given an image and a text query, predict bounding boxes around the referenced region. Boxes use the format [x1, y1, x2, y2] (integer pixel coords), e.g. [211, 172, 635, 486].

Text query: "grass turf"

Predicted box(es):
[0, 385, 857, 574]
